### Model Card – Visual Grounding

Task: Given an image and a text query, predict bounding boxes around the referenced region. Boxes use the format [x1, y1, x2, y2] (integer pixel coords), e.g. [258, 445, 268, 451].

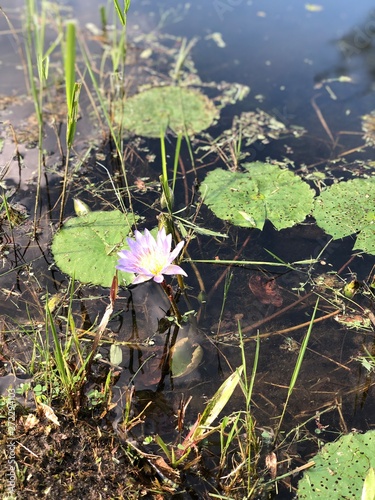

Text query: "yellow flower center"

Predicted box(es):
[139, 251, 166, 276]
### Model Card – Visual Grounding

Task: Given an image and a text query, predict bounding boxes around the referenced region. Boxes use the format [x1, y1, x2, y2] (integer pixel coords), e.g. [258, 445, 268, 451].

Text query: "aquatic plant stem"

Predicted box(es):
[59, 21, 81, 225]
[24, 0, 45, 234]
[215, 271, 233, 339]
[78, 34, 134, 216]
[274, 298, 319, 443]
[156, 322, 180, 392]
[160, 131, 173, 212]
[207, 233, 252, 302]
[172, 132, 182, 193]
[113, 0, 131, 26]
[160, 280, 182, 324]
[311, 94, 334, 144]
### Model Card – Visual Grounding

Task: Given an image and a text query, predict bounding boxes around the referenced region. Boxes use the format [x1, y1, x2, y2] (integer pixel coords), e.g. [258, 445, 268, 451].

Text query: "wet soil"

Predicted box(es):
[0, 413, 159, 499]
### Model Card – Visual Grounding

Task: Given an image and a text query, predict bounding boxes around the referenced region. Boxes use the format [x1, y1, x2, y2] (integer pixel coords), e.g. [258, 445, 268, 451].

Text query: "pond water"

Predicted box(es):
[1, 0, 375, 498]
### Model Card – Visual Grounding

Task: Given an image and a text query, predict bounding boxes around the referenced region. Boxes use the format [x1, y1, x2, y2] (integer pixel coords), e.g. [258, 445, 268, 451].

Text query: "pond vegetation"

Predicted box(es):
[0, 1, 375, 499]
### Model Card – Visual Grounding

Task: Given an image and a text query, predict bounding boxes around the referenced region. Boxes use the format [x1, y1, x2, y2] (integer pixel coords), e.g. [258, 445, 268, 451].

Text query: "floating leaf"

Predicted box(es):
[73, 198, 91, 216]
[117, 86, 219, 138]
[362, 467, 375, 500]
[201, 162, 315, 230]
[192, 367, 243, 441]
[110, 344, 123, 366]
[205, 32, 226, 48]
[52, 210, 138, 287]
[298, 431, 375, 499]
[170, 337, 203, 378]
[313, 177, 375, 254]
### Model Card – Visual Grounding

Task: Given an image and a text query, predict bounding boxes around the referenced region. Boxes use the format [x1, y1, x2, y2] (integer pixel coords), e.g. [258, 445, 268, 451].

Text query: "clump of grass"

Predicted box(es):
[6, 280, 116, 419]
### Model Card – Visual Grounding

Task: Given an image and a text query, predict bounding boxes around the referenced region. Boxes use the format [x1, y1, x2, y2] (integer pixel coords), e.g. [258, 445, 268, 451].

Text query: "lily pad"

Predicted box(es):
[170, 337, 203, 378]
[118, 86, 219, 138]
[312, 177, 375, 254]
[201, 162, 315, 230]
[51, 210, 138, 287]
[297, 430, 375, 499]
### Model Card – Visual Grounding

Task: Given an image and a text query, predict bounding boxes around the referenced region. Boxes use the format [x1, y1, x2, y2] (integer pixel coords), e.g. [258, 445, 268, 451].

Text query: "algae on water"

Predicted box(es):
[117, 86, 219, 138]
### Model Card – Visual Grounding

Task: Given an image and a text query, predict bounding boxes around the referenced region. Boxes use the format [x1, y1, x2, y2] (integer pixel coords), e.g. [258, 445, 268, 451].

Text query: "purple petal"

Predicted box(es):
[132, 274, 153, 284]
[134, 230, 143, 241]
[157, 227, 166, 242]
[142, 229, 155, 249]
[116, 261, 135, 272]
[117, 227, 188, 286]
[162, 264, 187, 277]
[169, 240, 185, 262]
[127, 238, 140, 252]
[164, 233, 172, 254]
[134, 265, 155, 276]
[117, 250, 130, 259]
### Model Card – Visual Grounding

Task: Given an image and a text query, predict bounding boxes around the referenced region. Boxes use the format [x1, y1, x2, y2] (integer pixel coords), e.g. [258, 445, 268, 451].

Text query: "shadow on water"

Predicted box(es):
[1, 0, 375, 498]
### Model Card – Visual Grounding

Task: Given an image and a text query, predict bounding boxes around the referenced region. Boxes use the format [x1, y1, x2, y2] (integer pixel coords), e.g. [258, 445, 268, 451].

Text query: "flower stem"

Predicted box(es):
[160, 280, 182, 324]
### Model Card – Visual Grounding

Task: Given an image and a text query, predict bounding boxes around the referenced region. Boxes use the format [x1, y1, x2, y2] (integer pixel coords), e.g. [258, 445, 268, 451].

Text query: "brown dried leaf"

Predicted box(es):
[23, 413, 39, 432]
[265, 451, 278, 479]
[37, 402, 60, 426]
[153, 456, 180, 479]
[134, 177, 147, 192]
[248, 275, 283, 307]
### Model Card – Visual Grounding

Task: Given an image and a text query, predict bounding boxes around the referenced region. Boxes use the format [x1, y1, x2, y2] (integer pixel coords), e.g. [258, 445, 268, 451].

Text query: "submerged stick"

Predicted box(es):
[311, 94, 335, 144]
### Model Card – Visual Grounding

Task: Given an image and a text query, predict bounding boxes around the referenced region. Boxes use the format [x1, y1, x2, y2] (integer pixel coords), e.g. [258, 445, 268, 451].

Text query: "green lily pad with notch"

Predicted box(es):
[117, 86, 219, 138]
[312, 177, 375, 255]
[297, 430, 375, 499]
[201, 162, 315, 230]
[51, 210, 139, 287]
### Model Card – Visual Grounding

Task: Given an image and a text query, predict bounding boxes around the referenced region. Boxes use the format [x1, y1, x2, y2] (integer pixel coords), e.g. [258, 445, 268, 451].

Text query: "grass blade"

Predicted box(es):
[275, 297, 319, 441]
[65, 21, 76, 117]
[192, 366, 243, 442]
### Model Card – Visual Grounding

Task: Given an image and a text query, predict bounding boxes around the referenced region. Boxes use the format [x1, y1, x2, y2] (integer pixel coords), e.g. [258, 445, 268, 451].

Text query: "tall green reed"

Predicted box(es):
[59, 20, 81, 224]
[113, 0, 131, 27]
[159, 129, 184, 215]
[215, 271, 234, 338]
[78, 0, 133, 216]
[24, 0, 60, 231]
[155, 367, 243, 468]
[111, 0, 130, 73]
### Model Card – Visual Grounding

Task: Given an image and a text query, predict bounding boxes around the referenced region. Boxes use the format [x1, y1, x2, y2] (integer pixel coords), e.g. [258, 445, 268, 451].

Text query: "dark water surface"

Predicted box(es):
[1, 1, 375, 497]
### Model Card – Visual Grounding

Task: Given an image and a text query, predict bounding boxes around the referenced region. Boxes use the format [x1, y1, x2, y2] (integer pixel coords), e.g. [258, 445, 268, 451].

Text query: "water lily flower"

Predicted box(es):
[117, 227, 187, 285]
